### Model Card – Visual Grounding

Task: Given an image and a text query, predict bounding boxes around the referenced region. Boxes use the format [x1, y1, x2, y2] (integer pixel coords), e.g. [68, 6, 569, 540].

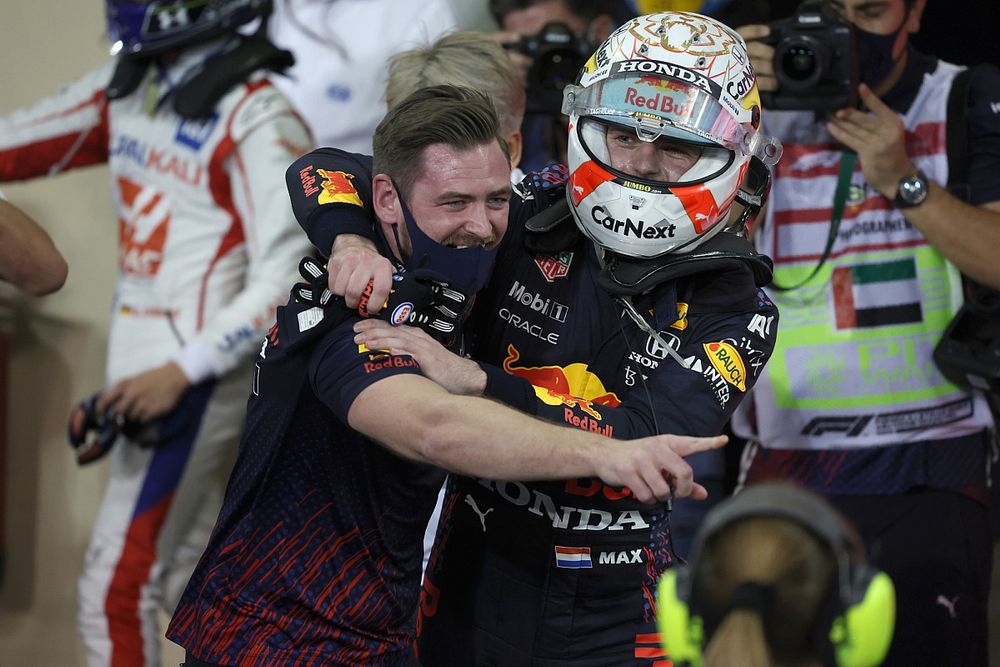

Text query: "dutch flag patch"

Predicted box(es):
[554, 546, 592, 569]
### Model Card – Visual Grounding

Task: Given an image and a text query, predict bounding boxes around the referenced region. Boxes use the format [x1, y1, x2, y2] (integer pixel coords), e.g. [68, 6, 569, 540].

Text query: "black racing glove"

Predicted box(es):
[67, 395, 120, 465]
[296, 257, 468, 342]
[296, 256, 335, 306]
[67, 393, 160, 465]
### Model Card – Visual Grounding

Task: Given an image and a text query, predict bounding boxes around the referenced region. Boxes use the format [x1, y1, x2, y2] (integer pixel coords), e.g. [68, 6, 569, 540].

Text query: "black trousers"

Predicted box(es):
[830, 489, 992, 667]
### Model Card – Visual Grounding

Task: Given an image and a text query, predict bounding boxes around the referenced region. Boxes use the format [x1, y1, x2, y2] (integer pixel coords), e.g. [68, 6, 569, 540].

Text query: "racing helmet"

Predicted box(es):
[562, 12, 781, 258]
[106, 0, 271, 58]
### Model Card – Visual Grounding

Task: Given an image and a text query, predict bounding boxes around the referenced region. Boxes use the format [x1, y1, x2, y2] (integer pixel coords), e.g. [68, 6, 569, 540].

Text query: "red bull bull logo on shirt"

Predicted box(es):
[502, 344, 621, 434]
[315, 169, 363, 207]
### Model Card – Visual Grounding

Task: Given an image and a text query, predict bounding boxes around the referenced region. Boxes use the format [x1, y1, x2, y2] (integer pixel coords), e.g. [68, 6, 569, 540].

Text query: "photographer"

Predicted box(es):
[491, 0, 626, 172]
[733, 1, 1000, 665]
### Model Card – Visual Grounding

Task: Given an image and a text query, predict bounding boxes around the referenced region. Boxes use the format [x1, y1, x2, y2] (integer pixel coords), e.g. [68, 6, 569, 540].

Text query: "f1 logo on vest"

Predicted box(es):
[801, 416, 871, 437]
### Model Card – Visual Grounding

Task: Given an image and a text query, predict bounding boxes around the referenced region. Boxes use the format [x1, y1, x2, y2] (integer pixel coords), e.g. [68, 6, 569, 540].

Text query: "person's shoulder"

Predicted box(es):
[965, 62, 1000, 115]
[965, 61, 1000, 88]
[303, 147, 374, 173]
[218, 75, 304, 140]
[679, 264, 769, 314]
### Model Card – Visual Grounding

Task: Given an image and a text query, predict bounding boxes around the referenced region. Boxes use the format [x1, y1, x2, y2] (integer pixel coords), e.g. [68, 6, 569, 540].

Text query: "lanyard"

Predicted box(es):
[769, 151, 858, 292]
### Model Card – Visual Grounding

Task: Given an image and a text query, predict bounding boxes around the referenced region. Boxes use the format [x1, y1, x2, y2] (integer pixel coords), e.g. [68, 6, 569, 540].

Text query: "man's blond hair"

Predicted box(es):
[385, 30, 526, 138]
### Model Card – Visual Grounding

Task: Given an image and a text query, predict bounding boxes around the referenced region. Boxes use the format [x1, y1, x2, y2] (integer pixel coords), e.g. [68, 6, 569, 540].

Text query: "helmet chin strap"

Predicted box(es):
[618, 294, 693, 369]
[593, 244, 693, 370]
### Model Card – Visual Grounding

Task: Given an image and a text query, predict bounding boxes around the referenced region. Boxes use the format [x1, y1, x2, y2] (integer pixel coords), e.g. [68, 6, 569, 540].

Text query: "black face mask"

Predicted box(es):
[389, 187, 499, 296]
[856, 14, 909, 88]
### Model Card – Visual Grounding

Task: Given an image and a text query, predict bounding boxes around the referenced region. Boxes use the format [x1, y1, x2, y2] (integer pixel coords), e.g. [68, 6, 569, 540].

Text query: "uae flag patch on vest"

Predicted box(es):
[832, 258, 923, 329]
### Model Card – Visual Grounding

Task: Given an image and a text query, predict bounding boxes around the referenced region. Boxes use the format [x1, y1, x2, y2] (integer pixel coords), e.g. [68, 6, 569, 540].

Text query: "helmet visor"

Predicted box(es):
[576, 116, 734, 189]
[563, 72, 779, 163]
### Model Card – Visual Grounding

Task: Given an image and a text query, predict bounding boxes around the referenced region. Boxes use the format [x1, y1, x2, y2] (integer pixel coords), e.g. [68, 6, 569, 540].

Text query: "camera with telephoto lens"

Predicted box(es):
[760, 0, 858, 111]
[505, 21, 592, 116]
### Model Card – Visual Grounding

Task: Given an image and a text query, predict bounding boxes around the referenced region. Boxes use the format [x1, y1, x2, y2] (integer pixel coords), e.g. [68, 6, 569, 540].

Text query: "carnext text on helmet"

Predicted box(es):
[592, 205, 676, 239]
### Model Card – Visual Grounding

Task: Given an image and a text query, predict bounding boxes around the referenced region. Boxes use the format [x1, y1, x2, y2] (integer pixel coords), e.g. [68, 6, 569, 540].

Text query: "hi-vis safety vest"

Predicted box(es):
[733, 61, 993, 450]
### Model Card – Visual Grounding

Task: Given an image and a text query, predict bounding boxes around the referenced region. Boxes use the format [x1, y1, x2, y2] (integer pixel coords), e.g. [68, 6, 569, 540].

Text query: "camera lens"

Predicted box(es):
[526, 48, 585, 115]
[534, 49, 583, 92]
[783, 46, 817, 81]
[773, 35, 828, 90]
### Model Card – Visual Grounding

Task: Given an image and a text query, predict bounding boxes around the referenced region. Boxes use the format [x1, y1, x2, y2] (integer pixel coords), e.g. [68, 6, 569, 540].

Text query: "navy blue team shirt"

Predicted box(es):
[168, 250, 443, 665]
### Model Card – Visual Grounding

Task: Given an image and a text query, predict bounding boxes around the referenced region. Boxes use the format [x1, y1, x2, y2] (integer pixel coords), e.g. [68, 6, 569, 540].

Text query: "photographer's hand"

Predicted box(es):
[737, 25, 777, 92]
[829, 84, 1000, 291]
[827, 84, 914, 198]
[491, 31, 532, 79]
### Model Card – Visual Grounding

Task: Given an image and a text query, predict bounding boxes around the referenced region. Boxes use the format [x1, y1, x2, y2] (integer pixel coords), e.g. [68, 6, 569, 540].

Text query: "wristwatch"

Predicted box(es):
[893, 170, 930, 209]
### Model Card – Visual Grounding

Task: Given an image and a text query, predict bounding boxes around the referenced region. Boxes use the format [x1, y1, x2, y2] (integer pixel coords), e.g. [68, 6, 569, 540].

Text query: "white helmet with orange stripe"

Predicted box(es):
[562, 11, 781, 258]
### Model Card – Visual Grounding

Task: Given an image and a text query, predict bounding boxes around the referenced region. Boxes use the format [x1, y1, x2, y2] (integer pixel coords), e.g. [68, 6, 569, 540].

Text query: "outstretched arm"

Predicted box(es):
[0, 198, 67, 295]
[354, 283, 780, 441]
[348, 372, 725, 504]
[312, 318, 725, 503]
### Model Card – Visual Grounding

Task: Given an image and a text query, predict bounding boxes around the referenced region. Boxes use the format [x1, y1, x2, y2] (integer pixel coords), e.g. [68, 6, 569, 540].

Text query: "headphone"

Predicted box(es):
[657, 484, 895, 667]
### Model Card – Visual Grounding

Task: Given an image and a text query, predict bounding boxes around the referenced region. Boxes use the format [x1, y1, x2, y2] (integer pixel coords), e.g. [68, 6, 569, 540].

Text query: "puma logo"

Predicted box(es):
[464, 495, 494, 533]
[936, 594, 959, 619]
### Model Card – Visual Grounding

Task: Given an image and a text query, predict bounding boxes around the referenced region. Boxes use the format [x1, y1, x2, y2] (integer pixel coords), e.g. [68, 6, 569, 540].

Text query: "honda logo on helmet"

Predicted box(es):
[591, 206, 675, 239]
[613, 60, 717, 95]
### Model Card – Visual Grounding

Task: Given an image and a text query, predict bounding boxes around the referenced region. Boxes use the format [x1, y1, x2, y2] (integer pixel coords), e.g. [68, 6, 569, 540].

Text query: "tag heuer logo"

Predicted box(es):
[534, 252, 573, 282]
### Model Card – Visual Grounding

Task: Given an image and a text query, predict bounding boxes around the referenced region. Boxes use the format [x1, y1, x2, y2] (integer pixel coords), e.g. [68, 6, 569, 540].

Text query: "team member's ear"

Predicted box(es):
[373, 173, 405, 253]
[506, 131, 523, 169]
[905, 0, 927, 34]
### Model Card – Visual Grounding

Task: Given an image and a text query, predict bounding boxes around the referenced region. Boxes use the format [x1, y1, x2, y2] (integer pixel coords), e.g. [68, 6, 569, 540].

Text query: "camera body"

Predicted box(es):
[761, 0, 858, 111]
[506, 21, 592, 116]
[933, 283, 1000, 396]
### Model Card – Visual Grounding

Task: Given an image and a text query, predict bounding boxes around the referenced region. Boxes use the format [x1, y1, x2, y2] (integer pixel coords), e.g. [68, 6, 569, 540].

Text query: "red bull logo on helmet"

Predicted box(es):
[502, 344, 621, 424]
